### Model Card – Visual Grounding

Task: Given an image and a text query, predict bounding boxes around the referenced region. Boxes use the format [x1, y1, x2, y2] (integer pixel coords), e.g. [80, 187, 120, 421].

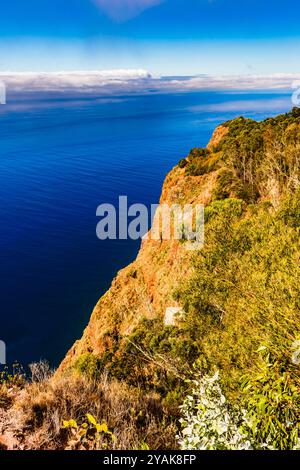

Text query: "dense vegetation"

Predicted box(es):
[91, 109, 300, 448]
[184, 107, 300, 204]
[1, 109, 300, 450]
[95, 189, 300, 448]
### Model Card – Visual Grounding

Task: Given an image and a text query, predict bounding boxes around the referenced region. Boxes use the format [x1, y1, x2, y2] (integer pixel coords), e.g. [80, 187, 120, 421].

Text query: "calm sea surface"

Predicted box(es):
[0, 90, 291, 366]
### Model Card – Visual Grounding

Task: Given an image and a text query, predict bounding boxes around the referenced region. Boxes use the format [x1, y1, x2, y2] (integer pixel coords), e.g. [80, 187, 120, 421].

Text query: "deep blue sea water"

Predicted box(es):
[0, 90, 292, 367]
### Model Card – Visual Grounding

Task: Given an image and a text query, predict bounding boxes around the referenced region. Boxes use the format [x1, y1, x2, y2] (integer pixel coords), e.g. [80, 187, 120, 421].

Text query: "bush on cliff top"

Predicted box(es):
[182, 108, 300, 203]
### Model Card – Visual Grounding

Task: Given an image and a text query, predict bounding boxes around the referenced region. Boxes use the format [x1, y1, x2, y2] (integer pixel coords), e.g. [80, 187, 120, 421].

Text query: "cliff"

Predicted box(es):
[59, 129, 222, 373]
[2, 109, 300, 450]
[59, 109, 300, 381]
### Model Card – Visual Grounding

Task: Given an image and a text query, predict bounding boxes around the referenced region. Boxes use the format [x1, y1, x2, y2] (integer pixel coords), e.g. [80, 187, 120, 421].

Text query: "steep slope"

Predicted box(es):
[59, 136, 220, 374]
[60, 108, 300, 386]
[2, 109, 300, 450]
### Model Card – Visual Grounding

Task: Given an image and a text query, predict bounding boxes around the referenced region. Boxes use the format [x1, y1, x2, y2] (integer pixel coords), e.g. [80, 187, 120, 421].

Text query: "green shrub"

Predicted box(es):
[185, 151, 220, 177]
[182, 108, 300, 200]
[178, 158, 188, 168]
[0, 362, 26, 387]
[74, 353, 102, 380]
[189, 148, 210, 159]
[277, 188, 300, 228]
[179, 355, 300, 450]
[175, 190, 300, 393]
[62, 413, 116, 450]
[179, 372, 251, 450]
[240, 349, 300, 450]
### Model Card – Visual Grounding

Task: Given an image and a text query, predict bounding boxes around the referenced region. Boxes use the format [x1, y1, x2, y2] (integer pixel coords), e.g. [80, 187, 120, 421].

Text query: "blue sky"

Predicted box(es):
[1, 0, 300, 74]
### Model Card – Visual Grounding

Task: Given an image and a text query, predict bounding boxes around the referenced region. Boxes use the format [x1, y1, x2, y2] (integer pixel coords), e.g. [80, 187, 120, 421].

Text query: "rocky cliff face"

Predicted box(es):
[59, 129, 223, 373]
[3, 110, 300, 451]
[60, 108, 300, 374]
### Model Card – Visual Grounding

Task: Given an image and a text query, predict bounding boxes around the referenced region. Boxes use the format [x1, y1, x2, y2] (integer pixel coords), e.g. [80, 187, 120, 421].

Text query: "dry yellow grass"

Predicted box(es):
[1, 370, 177, 450]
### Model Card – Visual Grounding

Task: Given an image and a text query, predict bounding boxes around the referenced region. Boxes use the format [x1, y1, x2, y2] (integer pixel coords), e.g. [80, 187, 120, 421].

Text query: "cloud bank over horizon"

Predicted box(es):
[0, 69, 151, 93]
[0, 70, 299, 95]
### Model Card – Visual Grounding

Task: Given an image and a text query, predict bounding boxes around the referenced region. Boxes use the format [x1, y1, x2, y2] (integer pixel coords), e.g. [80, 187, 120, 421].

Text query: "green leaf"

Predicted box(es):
[69, 419, 78, 429]
[62, 419, 78, 429]
[87, 414, 97, 426]
[96, 422, 109, 433]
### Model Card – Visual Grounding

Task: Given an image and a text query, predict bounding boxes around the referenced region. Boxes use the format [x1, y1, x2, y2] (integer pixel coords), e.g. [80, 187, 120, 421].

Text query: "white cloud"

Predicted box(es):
[163, 74, 300, 92]
[0, 69, 152, 92]
[0, 70, 299, 95]
[92, 0, 163, 22]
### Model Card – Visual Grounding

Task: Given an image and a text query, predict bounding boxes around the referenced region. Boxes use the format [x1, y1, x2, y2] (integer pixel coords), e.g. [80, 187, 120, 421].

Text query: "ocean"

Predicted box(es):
[0, 89, 292, 367]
